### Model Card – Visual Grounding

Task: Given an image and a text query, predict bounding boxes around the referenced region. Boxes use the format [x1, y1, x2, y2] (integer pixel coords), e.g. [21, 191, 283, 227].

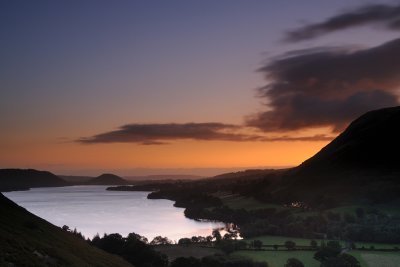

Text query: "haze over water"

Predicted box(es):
[4, 185, 224, 241]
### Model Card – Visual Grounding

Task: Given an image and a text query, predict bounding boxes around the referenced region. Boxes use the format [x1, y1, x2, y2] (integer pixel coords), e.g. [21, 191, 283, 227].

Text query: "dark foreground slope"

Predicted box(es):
[0, 169, 68, 192]
[0, 193, 133, 267]
[279, 106, 400, 204]
[86, 173, 129, 185]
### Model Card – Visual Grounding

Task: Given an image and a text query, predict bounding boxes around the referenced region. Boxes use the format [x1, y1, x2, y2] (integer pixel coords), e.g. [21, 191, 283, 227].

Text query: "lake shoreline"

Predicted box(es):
[4, 185, 225, 240]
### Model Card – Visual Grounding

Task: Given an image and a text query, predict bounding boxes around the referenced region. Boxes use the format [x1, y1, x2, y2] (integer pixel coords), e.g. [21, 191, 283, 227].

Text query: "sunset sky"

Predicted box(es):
[1, 0, 400, 176]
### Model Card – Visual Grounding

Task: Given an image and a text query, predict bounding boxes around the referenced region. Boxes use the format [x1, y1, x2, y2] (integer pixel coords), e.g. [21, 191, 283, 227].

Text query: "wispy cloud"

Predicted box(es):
[247, 39, 400, 132]
[77, 123, 335, 145]
[78, 123, 266, 144]
[284, 4, 400, 42]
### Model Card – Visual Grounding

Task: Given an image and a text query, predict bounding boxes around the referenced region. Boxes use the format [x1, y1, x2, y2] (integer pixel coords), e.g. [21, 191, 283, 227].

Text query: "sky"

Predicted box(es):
[1, 0, 400, 176]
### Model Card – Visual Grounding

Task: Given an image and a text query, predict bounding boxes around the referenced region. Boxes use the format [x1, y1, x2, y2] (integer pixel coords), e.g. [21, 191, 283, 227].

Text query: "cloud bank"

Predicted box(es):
[247, 38, 400, 132]
[284, 4, 400, 42]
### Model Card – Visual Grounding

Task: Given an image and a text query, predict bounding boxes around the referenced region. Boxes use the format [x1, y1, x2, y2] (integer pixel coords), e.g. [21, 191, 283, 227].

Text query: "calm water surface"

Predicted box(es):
[4, 185, 224, 241]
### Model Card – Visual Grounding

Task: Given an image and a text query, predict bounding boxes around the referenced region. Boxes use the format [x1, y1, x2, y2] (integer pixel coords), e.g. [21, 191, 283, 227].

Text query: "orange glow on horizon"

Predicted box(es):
[0, 137, 330, 175]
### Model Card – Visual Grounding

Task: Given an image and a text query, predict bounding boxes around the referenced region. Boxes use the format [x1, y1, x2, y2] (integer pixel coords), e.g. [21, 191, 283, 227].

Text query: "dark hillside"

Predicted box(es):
[0, 169, 68, 192]
[277, 106, 400, 204]
[0, 193, 133, 267]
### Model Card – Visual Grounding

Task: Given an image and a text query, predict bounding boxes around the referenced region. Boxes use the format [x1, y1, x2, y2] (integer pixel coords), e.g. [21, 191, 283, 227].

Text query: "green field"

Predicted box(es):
[233, 250, 319, 267]
[245, 235, 400, 250]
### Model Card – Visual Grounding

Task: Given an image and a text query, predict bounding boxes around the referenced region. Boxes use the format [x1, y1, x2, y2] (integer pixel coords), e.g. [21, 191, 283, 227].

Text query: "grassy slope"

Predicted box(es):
[0, 193, 133, 267]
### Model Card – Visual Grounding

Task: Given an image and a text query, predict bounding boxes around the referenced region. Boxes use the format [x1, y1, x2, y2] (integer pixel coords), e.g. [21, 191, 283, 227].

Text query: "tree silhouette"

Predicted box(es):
[252, 240, 263, 249]
[284, 240, 296, 250]
[285, 258, 304, 267]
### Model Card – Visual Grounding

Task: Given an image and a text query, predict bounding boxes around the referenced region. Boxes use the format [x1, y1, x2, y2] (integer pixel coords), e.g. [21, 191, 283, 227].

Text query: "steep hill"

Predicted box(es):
[0, 193, 133, 267]
[86, 173, 129, 185]
[0, 169, 68, 192]
[298, 106, 400, 173]
[279, 106, 400, 204]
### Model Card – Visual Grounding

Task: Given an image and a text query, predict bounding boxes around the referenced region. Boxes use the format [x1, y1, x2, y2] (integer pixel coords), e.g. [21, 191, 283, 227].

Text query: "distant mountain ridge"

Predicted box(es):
[58, 175, 93, 183]
[85, 173, 129, 185]
[124, 174, 204, 181]
[0, 169, 67, 192]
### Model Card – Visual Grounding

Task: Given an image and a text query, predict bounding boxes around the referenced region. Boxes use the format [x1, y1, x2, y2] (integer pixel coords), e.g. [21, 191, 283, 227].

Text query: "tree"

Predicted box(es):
[314, 241, 342, 263]
[355, 208, 365, 219]
[90, 232, 168, 267]
[178, 238, 191, 246]
[197, 236, 207, 243]
[339, 254, 361, 267]
[235, 240, 247, 250]
[150, 236, 172, 245]
[212, 229, 222, 242]
[310, 240, 318, 248]
[314, 248, 340, 262]
[326, 241, 341, 252]
[127, 232, 148, 244]
[170, 257, 201, 267]
[321, 257, 351, 267]
[218, 240, 236, 254]
[285, 258, 305, 267]
[284, 240, 296, 250]
[252, 240, 263, 249]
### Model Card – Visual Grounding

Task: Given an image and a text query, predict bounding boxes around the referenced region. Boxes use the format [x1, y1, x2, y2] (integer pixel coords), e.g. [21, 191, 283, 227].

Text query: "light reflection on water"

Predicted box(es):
[4, 185, 225, 241]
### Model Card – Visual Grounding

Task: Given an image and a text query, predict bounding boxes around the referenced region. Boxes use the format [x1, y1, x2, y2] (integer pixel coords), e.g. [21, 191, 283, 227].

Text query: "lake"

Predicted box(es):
[4, 185, 224, 241]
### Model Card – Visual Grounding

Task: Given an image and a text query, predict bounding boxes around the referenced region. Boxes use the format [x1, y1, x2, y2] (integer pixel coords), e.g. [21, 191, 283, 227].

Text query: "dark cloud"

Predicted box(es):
[77, 123, 335, 145]
[77, 123, 267, 144]
[247, 39, 400, 132]
[284, 4, 400, 42]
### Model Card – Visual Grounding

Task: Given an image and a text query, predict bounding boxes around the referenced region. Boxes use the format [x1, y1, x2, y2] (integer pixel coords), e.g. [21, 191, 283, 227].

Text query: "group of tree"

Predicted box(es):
[61, 225, 86, 240]
[314, 241, 360, 267]
[284, 258, 304, 267]
[90, 232, 168, 267]
[169, 255, 268, 267]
